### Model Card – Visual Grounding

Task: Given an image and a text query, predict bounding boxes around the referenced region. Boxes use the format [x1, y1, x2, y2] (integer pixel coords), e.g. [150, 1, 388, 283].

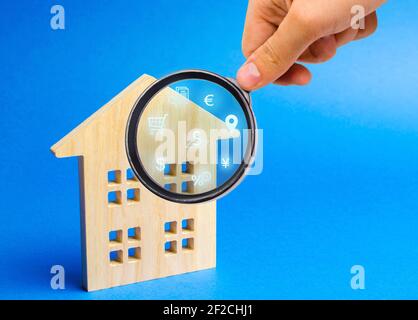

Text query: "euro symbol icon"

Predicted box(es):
[204, 94, 215, 107]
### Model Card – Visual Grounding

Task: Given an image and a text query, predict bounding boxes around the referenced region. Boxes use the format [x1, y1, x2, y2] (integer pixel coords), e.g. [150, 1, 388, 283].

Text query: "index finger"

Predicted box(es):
[241, 0, 278, 58]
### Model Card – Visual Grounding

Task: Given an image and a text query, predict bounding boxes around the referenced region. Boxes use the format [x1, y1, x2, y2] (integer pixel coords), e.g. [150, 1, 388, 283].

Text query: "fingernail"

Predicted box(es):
[237, 62, 261, 89]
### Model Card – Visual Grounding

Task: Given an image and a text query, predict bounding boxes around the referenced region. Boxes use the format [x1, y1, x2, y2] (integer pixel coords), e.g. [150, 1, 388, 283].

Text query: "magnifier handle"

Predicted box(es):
[226, 77, 251, 106]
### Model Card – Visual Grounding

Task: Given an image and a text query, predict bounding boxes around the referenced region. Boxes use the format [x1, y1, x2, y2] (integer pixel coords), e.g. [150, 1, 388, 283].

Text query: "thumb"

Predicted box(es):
[237, 11, 320, 90]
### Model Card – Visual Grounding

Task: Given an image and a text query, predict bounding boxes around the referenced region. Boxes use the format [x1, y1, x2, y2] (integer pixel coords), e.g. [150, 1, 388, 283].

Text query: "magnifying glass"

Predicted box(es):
[126, 70, 257, 204]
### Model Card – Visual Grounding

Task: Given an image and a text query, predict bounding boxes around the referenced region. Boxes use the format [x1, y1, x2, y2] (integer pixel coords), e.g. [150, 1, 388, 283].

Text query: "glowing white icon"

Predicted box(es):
[204, 94, 215, 107]
[221, 158, 230, 168]
[155, 157, 166, 172]
[186, 130, 203, 148]
[191, 172, 212, 186]
[225, 114, 238, 130]
[175, 86, 190, 100]
[147, 114, 168, 134]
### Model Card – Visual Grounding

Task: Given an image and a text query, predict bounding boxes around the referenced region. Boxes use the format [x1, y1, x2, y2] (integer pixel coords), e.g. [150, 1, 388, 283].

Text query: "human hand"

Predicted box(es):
[237, 0, 386, 90]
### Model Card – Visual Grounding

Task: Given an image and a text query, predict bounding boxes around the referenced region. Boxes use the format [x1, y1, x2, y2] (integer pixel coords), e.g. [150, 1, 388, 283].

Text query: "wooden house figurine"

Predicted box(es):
[51, 74, 234, 291]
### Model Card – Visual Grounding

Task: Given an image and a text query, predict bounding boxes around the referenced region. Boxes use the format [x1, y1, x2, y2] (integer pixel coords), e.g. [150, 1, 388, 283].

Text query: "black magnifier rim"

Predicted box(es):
[126, 69, 256, 204]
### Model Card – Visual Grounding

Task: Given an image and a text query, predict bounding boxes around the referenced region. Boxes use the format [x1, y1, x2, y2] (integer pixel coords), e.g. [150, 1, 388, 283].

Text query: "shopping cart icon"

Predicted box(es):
[148, 114, 168, 134]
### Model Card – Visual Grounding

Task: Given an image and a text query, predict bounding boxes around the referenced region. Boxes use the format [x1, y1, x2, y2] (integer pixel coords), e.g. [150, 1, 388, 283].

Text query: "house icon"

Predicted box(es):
[51, 74, 237, 291]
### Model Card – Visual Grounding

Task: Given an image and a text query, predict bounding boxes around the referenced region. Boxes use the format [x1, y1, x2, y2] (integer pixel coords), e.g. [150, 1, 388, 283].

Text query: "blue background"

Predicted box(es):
[1, 0, 417, 299]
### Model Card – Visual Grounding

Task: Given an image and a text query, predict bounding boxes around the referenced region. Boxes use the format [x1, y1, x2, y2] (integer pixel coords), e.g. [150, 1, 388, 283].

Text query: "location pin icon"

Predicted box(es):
[225, 114, 238, 130]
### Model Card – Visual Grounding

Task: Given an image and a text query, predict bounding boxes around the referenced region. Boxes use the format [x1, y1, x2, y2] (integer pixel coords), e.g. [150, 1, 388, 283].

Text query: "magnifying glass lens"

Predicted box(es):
[135, 78, 250, 196]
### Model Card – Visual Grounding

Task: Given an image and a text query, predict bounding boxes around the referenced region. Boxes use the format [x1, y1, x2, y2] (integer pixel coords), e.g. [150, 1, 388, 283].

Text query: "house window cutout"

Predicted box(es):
[127, 188, 140, 203]
[108, 191, 122, 205]
[182, 218, 194, 232]
[108, 170, 121, 185]
[164, 221, 177, 235]
[164, 183, 176, 192]
[109, 230, 122, 244]
[163, 164, 176, 176]
[128, 227, 140, 241]
[110, 250, 123, 264]
[181, 181, 194, 193]
[182, 238, 194, 251]
[128, 247, 141, 261]
[165, 240, 177, 254]
[181, 162, 194, 174]
[126, 168, 138, 182]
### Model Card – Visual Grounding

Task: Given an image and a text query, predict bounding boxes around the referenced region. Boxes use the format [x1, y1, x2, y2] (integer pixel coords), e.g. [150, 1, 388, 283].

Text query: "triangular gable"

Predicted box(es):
[50, 74, 156, 158]
[51, 74, 239, 158]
